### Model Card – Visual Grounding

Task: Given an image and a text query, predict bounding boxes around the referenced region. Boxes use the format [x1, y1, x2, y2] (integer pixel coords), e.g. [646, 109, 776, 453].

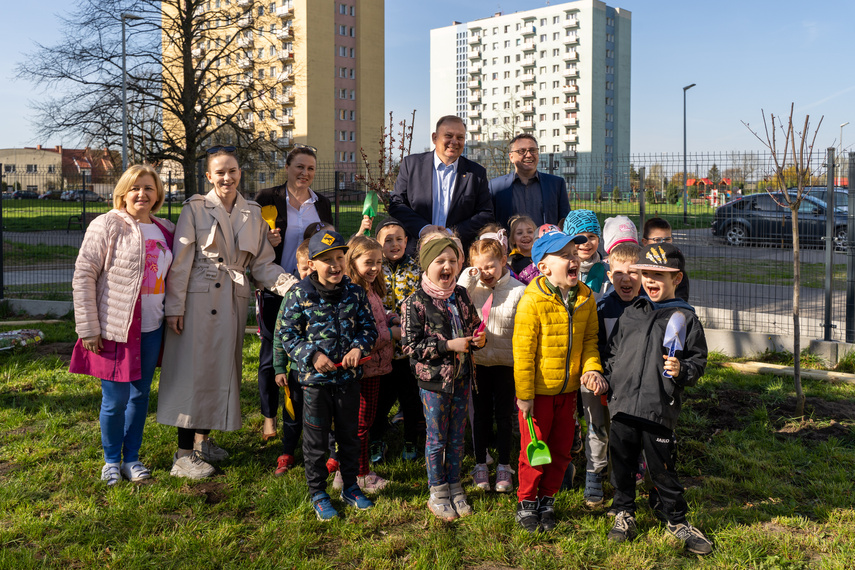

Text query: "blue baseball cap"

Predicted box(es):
[532, 231, 587, 265]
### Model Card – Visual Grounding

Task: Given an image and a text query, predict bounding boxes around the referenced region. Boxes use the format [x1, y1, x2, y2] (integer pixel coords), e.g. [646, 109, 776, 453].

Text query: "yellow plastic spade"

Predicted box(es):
[261, 205, 278, 231]
[282, 381, 296, 421]
[526, 416, 552, 466]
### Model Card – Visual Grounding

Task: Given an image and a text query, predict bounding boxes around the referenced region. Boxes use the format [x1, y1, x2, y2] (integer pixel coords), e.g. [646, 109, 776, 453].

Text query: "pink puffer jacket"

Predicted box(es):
[362, 289, 395, 378]
[72, 210, 175, 342]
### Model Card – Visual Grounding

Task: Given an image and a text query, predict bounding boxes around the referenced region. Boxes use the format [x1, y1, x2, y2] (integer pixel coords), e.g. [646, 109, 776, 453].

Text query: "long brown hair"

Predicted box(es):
[345, 235, 386, 297]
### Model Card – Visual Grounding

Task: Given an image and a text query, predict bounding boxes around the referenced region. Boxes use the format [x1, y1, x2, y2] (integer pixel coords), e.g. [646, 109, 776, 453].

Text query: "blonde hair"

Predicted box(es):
[295, 238, 311, 262]
[608, 242, 642, 265]
[345, 235, 386, 297]
[469, 237, 506, 263]
[508, 215, 537, 248]
[112, 164, 165, 213]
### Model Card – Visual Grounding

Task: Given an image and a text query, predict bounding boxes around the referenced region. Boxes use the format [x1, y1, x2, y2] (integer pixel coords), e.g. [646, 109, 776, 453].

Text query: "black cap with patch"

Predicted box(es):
[631, 243, 685, 273]
[308, 230, 348, 259]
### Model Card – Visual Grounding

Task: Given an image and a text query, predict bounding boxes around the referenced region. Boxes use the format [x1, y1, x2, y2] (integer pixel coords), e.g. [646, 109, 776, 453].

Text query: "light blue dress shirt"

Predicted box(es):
[431, 152, 459, 229]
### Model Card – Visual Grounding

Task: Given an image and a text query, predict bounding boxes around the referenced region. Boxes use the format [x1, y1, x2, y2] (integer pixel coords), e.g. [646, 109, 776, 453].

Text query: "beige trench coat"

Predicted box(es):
[157, 191, 285, 431]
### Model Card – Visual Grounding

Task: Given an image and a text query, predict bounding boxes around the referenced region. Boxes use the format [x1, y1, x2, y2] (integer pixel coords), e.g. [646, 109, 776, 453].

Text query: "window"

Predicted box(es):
[349, 27, 354, 37]
[349, 131, 355, 141]
[553, 129, 560, 136]
[539, 114, 546, 121]
[553, 32, 559, 40]
[350, 48, 355, 57]
[503, 71, 510, 79]
[257, 6, 263, 16]
[349, 89, 355, 100]
[339, 25, 346, 35]
[340, 3, 347, 14]
[504, 40, 510, 48]
[339, 130, 347, 141]
[553, 16, 559, 24]
[47, 165, 56, 173]
[26, 164, 37, 173]
[349, 110, 355, 120]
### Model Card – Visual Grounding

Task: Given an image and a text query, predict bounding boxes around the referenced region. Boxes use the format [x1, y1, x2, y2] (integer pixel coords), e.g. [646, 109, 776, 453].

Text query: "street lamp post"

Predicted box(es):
[841, 121, 850, 161]
[682, 83, 696, 224]
[121, 13, 142, 171]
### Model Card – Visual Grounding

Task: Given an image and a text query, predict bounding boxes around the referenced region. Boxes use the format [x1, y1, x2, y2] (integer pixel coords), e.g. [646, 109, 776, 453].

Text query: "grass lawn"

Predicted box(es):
[1, 321, 853, 568]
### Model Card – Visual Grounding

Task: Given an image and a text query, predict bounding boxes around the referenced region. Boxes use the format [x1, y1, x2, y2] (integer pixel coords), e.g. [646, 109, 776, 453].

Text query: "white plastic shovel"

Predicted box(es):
[662, 311, 687, 378]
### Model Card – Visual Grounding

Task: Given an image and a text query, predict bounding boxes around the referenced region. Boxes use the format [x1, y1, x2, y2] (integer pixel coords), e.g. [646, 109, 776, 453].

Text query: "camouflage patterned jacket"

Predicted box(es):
[382, 253, 421, 358]
[401, 285, 482, 394]
[274, 274, 378, 386]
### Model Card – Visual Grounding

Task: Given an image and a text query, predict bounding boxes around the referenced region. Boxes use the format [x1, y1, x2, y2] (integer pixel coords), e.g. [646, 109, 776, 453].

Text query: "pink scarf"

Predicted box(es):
[421, 274, 455, 300]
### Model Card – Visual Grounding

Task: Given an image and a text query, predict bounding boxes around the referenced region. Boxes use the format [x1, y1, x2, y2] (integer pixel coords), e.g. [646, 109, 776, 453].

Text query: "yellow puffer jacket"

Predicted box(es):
[513, 275, 602, 400]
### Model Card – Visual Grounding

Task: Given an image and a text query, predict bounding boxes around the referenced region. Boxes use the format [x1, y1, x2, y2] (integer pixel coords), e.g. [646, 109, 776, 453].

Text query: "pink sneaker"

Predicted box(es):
[332, 469, 344, 491]
[495, 464, 515, 493]
[472, 463, 490, 491]
[357, 471, 389, 493]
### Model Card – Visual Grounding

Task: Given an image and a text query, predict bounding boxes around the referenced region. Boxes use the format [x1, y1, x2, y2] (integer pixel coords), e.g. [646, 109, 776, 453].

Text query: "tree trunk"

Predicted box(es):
[791, 206, 806, 417]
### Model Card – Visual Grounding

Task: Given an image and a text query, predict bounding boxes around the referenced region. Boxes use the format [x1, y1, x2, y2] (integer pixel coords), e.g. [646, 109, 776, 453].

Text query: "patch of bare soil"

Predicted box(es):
[0, 461, 19, 477]
[32, 342, 75, 363]
[685, 389, 855, 443]
[182, 481, 228, 505]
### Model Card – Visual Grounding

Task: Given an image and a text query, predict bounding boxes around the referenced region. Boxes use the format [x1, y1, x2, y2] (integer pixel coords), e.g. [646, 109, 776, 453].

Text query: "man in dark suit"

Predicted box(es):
[388, 115, 494, 253]
[489, 134, 571, 230]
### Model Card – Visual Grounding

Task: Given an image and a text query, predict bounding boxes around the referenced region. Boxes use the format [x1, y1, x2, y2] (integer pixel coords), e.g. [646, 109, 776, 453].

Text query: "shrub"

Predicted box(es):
[666, 184, 681, 204]
[594, 185, 603, 202]
[612, 186, 621, 203]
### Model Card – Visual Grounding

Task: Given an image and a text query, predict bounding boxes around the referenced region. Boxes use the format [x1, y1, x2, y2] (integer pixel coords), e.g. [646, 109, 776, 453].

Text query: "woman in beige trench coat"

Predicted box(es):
[157, 147, 295, 478]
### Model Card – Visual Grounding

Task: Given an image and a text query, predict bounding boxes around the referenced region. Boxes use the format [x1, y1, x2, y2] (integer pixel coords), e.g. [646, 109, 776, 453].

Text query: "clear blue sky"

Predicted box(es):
[3, 0, 854, 155]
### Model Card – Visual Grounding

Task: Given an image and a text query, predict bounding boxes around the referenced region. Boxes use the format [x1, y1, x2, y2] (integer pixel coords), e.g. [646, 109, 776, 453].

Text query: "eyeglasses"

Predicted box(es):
[207, 145, 237, 154]
[646, 237, 673, 243]
[292, 143, 318, 152]
[510, 148, 539, 157]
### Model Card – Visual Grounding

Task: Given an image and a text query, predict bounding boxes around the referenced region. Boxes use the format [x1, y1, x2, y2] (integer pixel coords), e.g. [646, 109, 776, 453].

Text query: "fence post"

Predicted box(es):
[334, 170, 340, 228]
[168, 171, 173, 221]
[823, 148, 835, 341]
[638, 166, 646, 232]
[0, 164, 4, 300]
[846, 152, 855, 342]
[81, 171, 87, 227]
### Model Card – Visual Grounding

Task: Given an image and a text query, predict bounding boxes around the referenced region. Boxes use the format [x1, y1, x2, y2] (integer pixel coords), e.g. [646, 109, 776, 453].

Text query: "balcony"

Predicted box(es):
[562, 134, 578, 144]
[564, 101, 578, 111]
[562, 149, 577, 159]
[467, 79, 481, 89]
[237, 56, 253, 69]
[518, 119, 534, 129]
[237, 15, 253, 27]
[275, 4, 294, 18]
[237, 0, 252, 6]
[522, 57, 536, 68]
[237, 116, 255, 129]
[237, 35, 254, 48]
[277, 50, 294, 62]
[521, 74, 536, 84]
[521, 104, 534, 113]
[275, 27, 294, 40]
[521, 88, 535, 98]
[565, 51, 578, 62]
[562, 117, 577, 127]
[561, 165, 577, 175]
[237, 77, 254, 88]
[469, 123, 481, 133]
[562, 84, 578, 94]
[564, 18, 580, 29]
[276, 93, 293, 105]
[468, 48, 482, 59]
[278, 71, 293, 82]
[277, 116, 293, 127]
[468, 62, 482, 74]
[191, 47, 205, 58]
[522, 41, 536, 52]
[564, 69, 579, 79]
[468, 34, 481, 45]
[469, 107, 481, 118]
[519, 25, 536, 36]
[564, 36, 579, 46]
[277, 137, 292, 147]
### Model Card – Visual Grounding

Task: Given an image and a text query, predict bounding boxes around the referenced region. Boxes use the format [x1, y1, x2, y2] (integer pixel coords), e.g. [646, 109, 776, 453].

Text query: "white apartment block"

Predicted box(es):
[430, 0, 630, 191]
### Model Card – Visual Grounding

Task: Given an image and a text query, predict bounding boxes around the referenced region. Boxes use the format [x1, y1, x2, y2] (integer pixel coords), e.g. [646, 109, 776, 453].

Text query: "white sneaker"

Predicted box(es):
[495, 464, 516, 493]
[170, 451, 216, 479]
[357, 472, 389, 493]
[120, 460, 151, 482]
[194, 437, 229, 463]
[101, 463, 121, 486]
[471, 463, 490, 491]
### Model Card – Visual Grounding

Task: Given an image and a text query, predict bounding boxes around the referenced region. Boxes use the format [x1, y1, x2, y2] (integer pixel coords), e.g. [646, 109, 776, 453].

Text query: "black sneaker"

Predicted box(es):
[607, 511, 638, 543]
[537, 496, 557, 532]
[515, 500, 541, 533]
[667, 522, 713, 555]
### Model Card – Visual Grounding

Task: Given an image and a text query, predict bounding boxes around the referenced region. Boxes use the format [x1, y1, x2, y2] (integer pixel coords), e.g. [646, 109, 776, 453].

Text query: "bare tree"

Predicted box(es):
[17, 0, 293, 196]
[743, 103, 824, 416]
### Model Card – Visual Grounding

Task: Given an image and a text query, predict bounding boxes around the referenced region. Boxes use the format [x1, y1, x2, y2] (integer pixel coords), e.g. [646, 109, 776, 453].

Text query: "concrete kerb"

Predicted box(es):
[3, 298, 73, 319]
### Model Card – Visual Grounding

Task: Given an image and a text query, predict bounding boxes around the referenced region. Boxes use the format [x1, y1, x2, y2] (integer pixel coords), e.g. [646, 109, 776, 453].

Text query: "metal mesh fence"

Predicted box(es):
[2, 152, 854, 344]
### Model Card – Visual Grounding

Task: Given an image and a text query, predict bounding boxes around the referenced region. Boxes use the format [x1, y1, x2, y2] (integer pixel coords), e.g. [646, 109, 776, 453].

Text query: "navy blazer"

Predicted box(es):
[388, 151, 494, 253]
[489, 171, 571, 230]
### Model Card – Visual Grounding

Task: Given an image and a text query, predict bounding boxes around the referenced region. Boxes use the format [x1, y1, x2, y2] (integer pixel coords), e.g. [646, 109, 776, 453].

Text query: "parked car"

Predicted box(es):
[38, 190, 63, 200]
[711, 192, 847, 248]
[74, 190, 105, 202]
[11, 190, 39, 200]
[61, 190, 79, 201]
[164, 191, 183, 203]
[789, 187, 848, 211]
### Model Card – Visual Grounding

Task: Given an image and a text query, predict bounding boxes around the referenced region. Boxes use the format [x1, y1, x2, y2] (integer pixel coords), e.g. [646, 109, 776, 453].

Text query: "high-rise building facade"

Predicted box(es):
[430, 0, 630, 191]
[166, 0, 384, 189]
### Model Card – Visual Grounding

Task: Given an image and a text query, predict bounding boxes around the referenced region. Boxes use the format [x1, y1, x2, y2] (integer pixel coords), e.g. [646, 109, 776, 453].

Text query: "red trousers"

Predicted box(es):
[517, 392, 577, 502]
[357, 376, 380, 476]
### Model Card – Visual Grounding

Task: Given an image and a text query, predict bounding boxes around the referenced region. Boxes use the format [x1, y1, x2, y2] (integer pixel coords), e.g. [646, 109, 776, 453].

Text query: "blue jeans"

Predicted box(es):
[420, 373, 470, 487]
[100, 324, 163, 464]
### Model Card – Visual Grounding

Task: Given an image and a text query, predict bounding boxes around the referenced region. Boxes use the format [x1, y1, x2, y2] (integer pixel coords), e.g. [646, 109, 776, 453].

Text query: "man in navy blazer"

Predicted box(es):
[388, 115, 494, 253]
[489, 134, 571, 230]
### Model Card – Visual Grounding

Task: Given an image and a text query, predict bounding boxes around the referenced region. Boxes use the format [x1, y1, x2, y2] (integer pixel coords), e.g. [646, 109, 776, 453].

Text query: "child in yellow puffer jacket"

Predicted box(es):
[512, 230, 607, 534]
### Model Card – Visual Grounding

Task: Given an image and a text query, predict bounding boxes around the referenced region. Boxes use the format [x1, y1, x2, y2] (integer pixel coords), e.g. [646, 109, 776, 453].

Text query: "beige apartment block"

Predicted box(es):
[0, 147, 64, 194]
[161, 0, 384, 190]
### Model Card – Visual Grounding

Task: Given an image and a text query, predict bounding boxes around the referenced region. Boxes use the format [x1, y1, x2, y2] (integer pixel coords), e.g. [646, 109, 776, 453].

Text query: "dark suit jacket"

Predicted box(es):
[489, 171, 571, 230]
[254, 184, 334, 265]
[388, 151, 494, 253]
